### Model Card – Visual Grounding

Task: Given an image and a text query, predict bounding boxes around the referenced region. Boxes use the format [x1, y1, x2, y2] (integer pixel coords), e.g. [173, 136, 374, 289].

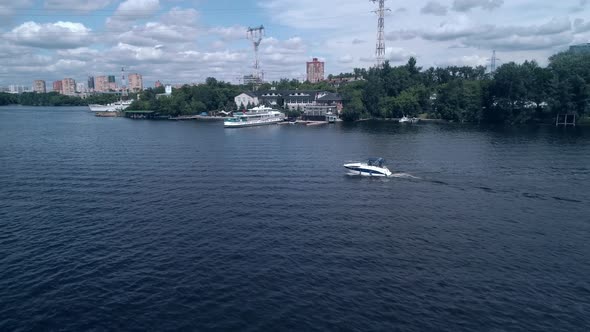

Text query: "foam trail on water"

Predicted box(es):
[390, 172, 420, 179]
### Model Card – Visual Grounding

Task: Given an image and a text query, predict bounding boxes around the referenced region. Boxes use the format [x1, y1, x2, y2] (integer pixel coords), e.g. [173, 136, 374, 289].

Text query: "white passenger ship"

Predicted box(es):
[224, 106, 285, 128]
[88, 100, 133, 112]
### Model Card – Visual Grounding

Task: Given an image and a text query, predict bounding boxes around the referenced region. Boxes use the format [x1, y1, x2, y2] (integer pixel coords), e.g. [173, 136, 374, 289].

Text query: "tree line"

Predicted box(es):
[0, 92, 122, 107]
[122, 49, 590, 123]
[340, 50, 590, 124]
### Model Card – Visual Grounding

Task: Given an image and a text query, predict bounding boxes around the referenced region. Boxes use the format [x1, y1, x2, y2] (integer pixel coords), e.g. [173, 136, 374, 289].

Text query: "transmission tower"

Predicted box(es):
[121, 66, 128, 98]
[247, 25, 265, 85]
[370, 0, 390, 68]
[489, 50, 501, 74]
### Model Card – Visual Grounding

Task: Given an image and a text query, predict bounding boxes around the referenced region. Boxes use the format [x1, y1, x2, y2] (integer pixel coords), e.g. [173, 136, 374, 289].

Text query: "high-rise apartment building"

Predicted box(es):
[53, 80, 63, 94]
[128, 73, 143, 92]
[62, 78, 76, 95]
[306, 58, 325, 83]
[88, 76, 95, 91]
[94, 76, 108, 92]
[33, 80, 46, 93]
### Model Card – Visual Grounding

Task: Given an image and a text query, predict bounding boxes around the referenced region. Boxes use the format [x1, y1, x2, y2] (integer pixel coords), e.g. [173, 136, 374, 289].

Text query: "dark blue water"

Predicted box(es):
[1, 106, 589, 331]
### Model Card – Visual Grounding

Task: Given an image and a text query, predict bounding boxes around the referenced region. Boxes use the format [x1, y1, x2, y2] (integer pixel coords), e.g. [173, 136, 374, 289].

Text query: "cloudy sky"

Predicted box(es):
[1, 0, 589, 87]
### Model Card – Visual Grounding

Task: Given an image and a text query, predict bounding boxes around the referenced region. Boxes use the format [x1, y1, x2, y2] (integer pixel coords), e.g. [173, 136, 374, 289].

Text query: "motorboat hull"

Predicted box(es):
[343, 163, 393, 177]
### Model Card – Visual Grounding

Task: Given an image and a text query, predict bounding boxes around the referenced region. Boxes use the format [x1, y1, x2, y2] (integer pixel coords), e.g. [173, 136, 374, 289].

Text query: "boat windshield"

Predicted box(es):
[367, 158, 385, 167]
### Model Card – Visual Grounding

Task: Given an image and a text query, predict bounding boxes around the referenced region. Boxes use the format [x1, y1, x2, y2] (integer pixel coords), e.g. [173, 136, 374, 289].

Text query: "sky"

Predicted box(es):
[1, 0, 590, 87]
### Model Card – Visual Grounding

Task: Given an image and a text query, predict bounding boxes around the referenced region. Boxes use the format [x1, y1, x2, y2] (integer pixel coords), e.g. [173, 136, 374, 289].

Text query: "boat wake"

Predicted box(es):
[390, 172, 420, 180]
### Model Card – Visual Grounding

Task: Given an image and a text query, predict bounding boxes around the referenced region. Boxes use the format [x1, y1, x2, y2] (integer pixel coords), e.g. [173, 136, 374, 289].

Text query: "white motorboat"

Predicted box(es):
[89, 100, 133, 112]
[224, 106, 285, 128]
[399, 116, 419, 124]
[343, 158, 393, 177]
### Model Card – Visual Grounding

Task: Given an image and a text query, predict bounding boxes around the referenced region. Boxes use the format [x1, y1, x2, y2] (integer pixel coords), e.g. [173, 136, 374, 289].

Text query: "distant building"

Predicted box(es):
[156, 85, 173, 99]
[234, 92, 259, 109]
[62, 78, 76, 95]
[243, 74, 263, 85]
[33, 80, 46, 93]
[88, 76, 95, 91]
[76, 82, 86, 93]
[107, 75, 117, 91]
[94, 76, 108, 92]
[53, 80, 63, 94]
[326, 76, 364, 88]
[569, 43, 590, 54]
[8, 85, 28, 94]
[128, 73, 143, 92]
[155, 80, 163, 88]
[306, 58, 325, 83]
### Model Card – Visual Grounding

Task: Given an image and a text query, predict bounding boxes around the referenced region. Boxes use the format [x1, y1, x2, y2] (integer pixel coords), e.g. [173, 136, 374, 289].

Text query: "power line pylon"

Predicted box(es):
[488, 50, 501, 74]
[247, 25, 265, 86]
[370, 0, 390, 68]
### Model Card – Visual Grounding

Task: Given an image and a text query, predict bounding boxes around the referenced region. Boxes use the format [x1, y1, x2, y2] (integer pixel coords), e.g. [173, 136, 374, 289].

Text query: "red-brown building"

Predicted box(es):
[52, 80, 63, 94]
[306, 58, 325, 83]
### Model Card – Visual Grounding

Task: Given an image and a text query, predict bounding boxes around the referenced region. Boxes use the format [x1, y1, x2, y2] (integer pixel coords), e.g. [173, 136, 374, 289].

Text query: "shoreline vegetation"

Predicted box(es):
[2, 50, 588, 125]
[125, 50, 590, 125]
[0, 92, 123, 107]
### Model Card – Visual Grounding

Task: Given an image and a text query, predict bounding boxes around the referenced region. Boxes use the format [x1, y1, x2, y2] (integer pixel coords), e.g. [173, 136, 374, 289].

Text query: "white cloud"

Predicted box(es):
[44, 0, 113, 11]
[209, 25, 248, 41]
[106, 0, 160, 29]
[0, 0, 34, 25]
[338, 55, 354, 63]
[5, 21, 93, 49]
[435, 54, 489, 67]
[421, 1, 448, 16]
[452, 0, 504, 12]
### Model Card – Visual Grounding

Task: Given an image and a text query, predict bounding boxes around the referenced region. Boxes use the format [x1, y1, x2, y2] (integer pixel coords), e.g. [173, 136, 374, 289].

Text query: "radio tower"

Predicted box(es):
[247, 25, 265, 86]
[371, 0, 390, 68]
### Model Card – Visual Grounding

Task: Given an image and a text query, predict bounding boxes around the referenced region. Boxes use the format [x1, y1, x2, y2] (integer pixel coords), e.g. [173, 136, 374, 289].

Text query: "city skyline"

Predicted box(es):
[1, 0, 589, 86]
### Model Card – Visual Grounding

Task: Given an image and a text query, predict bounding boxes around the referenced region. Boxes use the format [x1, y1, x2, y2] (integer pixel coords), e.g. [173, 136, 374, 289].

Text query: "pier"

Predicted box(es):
[556, 113, 576, 127]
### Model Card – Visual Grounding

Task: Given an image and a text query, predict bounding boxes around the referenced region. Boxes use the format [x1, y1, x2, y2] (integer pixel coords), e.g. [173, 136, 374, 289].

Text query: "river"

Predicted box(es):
[1, 106, 589, 331]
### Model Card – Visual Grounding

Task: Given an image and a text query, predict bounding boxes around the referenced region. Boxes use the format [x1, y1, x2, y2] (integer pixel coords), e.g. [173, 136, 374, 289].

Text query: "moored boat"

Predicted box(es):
[224, 106, 285, 128]
[89, 100, 133, 112]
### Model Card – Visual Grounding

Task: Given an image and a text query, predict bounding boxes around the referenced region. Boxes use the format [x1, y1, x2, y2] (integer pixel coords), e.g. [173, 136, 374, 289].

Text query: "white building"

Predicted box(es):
[234, 92, 259, 109]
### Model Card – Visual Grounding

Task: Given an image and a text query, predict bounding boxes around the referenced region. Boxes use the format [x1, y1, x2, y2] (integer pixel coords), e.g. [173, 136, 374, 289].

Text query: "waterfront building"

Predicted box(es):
[53, 80, 63, 94]
[62, 78, 76, 95]
[283, 91, 321, 111]
[33, 80, 46, 93]
[234, 90, 342, 112]
[128, 73, 143, 92]
[306, 58, 325, 83]
[234, 92, 260, 109]
[569, 43, 590, 54]
[316, 92, 343, 113]
[88, 76, 95, 92]
[302, 105, 339, 121]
